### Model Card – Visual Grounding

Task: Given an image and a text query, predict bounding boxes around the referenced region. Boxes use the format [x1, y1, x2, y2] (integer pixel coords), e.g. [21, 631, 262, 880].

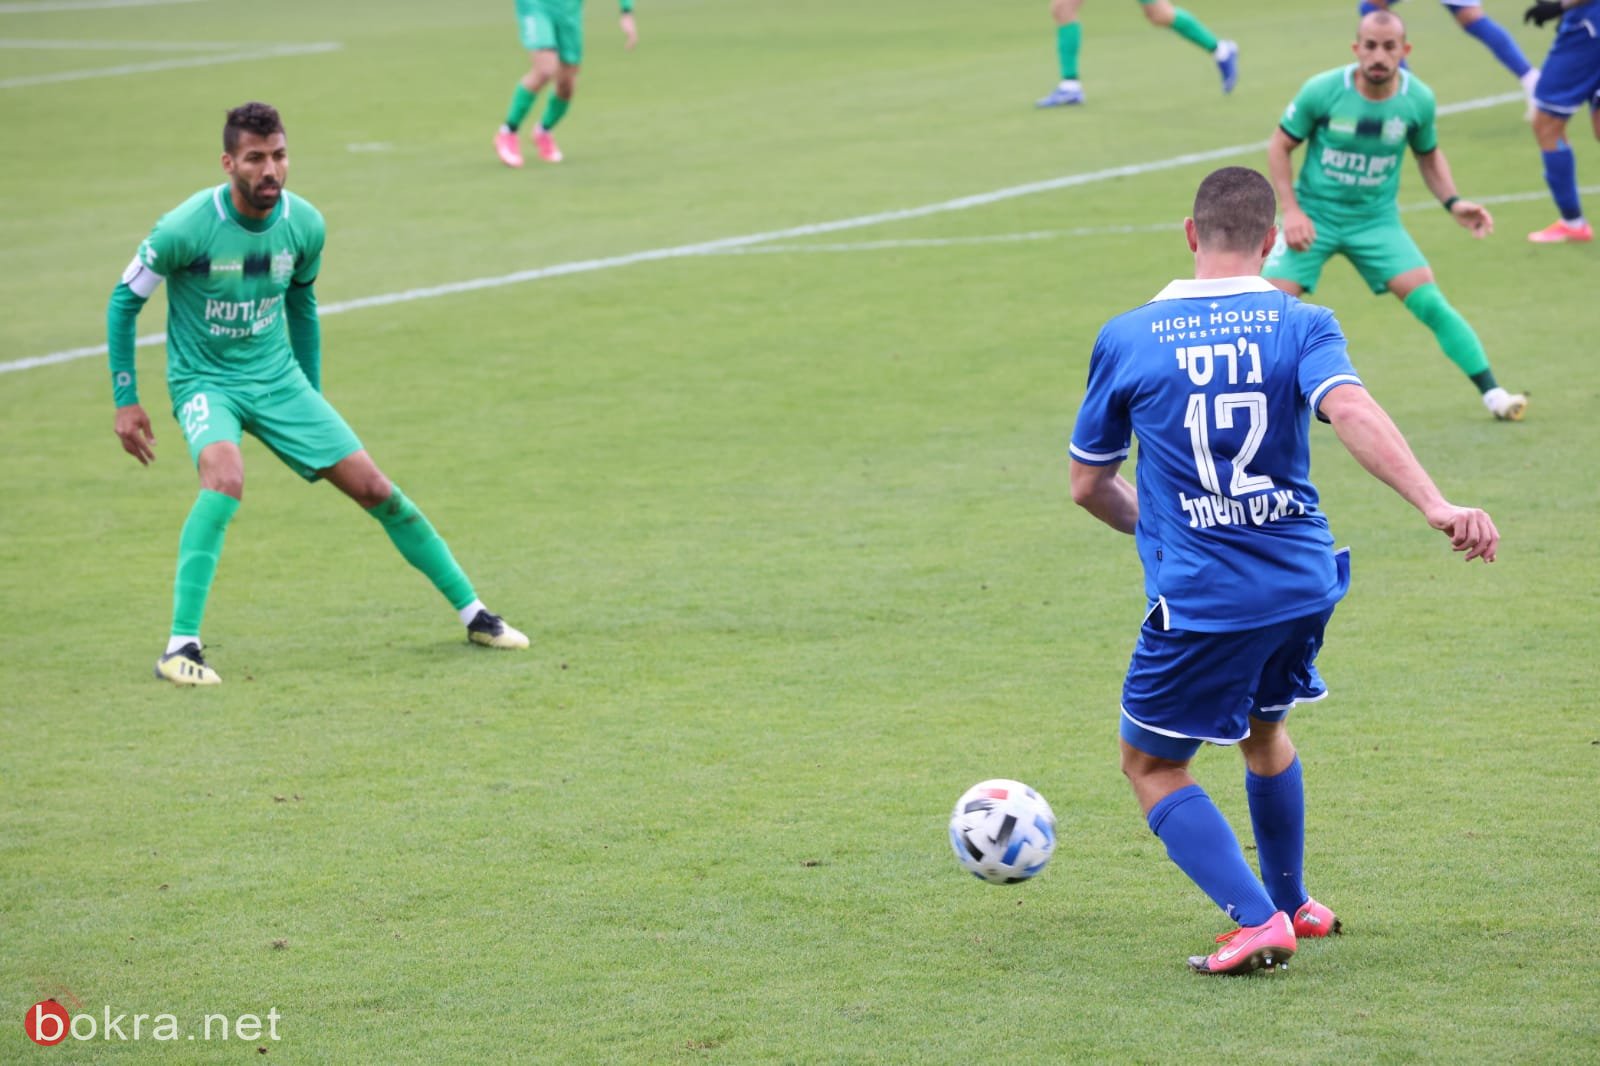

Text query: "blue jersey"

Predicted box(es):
[1070, 276, 1362, 633]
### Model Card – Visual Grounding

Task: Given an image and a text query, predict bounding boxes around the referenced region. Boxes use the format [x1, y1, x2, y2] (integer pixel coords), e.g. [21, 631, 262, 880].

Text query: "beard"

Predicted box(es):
[238, 176, 282, 212]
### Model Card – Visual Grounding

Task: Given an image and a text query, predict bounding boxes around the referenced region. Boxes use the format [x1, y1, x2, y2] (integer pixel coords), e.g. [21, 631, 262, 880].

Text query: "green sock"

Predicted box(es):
[1169, 8, 1219, 52]
[1402, 283, 1493, 387]
[505, 84, 536, 132]
[366, 485, 476, 611]
[1056, 22, 1081, 80]
[172, 489, 239, 637]
[541, 94, 570, 131]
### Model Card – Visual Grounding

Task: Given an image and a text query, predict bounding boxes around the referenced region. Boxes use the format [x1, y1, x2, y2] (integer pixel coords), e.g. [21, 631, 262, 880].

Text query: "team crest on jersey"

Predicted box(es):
[1381, 117, 1407, 144]
[270, 249, 295, 285]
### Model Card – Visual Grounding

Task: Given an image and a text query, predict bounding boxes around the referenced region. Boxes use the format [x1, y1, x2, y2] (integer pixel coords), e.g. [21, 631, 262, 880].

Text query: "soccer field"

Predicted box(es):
[3, 0, 1598, 1060]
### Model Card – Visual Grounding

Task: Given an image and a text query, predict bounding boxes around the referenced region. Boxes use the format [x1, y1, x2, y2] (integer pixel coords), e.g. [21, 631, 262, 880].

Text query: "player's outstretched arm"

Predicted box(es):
[1320, 384, 1498, 562]
[1416, 149, 1493, 238]
[1069, 459, 1139, 535]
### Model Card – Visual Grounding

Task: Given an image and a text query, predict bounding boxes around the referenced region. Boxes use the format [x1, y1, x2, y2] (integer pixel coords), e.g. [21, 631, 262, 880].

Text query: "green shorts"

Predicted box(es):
[173, 379, 363, 482]
[1262, 207, 1429, 295]
[516, 2, 584, 66]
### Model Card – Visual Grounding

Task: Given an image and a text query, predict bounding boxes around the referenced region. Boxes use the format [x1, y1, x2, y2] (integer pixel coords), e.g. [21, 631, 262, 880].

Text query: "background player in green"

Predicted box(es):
[110, 102, 530, 686]
[1264, 10, 1528, 421]
[495, 0, 638, 167]
[1036, 0, 1238, 107]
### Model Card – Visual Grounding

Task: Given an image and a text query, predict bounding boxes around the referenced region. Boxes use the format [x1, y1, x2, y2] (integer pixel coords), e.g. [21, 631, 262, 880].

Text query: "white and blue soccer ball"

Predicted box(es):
[949, 779, 1057, 885]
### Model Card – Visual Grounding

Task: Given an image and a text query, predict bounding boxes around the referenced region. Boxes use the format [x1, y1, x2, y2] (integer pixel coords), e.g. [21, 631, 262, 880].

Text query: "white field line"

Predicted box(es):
[0, 92, 1530, 376]
[0, 40, 340, 89]
[0, 37, 254, 50]
[713, 186, 1600, 256]
[0, 0, 206, 12]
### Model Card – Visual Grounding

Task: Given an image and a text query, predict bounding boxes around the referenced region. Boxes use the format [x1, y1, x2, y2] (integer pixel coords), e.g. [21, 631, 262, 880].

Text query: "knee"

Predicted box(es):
[556, 73, 578, 98]
[197, 448, 244, 500]
[203, 470, 244, 499]
[354, 472, 393, 510]
[1143, 2, 1174, 27]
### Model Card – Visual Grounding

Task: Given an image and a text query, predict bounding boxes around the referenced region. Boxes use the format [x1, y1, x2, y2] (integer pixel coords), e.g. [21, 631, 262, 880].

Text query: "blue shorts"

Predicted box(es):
[1535, 13, 1600, 117]
[1119, 550, 1351, 762]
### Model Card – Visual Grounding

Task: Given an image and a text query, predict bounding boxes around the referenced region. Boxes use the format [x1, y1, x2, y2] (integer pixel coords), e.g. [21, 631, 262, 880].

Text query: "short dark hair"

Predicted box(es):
[1359, 9, 1406, 39]
[223, 102, 284, 155]
[1192, 167, 1276, 254]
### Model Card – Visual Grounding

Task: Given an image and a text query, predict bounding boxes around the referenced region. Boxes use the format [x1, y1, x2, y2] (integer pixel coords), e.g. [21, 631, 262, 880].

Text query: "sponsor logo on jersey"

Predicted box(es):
[1381, 117, 1407, 144]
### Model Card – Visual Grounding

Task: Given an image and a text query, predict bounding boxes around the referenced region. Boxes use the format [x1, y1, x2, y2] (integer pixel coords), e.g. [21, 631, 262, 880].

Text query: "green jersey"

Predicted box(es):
[514, 0, 633, 20]
[111, 184, 324, 407]
[1279, 65, 1438, 215]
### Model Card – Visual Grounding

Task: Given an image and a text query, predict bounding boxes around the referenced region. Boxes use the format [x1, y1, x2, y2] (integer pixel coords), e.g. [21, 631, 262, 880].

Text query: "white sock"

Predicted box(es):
[1482, 387, 1508, 412]
[458, 599, 487, 626]
[166, 635, 199, 654]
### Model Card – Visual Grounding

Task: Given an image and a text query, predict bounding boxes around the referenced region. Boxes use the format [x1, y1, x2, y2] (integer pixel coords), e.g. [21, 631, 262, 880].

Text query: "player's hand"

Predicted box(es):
[115, 403, 156, 465]
[1523, 1, 1563, 27]
[1282, 207, 1316, 252]
[1425, 503, 1499, 563]
[620, 12, 638, 49]
[1450, 199, 1494, 238]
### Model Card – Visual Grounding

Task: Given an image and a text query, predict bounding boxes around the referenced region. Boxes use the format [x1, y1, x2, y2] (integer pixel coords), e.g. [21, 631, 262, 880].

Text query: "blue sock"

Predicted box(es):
[1147, 784, 1278, 927]
[1542, 143, 1584, 222]
[1357, 0, 1378, 13]
[1462, 16, 1532, 78]
[1246, 757, 1308, 914]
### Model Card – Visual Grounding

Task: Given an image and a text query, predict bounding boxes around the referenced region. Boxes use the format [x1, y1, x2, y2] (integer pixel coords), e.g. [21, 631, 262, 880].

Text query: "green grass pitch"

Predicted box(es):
[2, 0, 1597, 1061]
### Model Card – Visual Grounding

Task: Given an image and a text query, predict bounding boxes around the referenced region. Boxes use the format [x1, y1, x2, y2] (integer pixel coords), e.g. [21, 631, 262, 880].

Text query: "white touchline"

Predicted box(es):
[0, 0, 206, 12]
[0, 41, 341, 89]
[0, 91, 1527, 377]
[704, 186, 1600, 257]
[0, 38, 263, 51]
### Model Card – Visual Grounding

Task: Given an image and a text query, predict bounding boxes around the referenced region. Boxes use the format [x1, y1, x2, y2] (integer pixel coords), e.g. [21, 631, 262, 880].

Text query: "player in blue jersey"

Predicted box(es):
[1523, 0, 1599, 242]
[1069, 167, 1498, 975]
[1361, 0, 1541, 116]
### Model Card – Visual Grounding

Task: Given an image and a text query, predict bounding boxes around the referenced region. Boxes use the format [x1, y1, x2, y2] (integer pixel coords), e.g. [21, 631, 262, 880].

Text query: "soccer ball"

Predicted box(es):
[948, 779, 1057, 885]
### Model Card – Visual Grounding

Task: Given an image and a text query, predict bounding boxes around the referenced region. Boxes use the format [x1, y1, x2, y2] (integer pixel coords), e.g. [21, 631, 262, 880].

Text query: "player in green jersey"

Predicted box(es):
[495, 0, 638, 167]
[1264, 11, 1527, 421]
[1036, 0, 1238, 107]
[110, 103, 529, 686]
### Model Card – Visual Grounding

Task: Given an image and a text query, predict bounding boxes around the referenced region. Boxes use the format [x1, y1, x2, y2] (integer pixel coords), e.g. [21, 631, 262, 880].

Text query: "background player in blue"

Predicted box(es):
[1069, 167, 1499, 975]
[1523, 0, 1600, 242]
[1361, 0, 1541, 116]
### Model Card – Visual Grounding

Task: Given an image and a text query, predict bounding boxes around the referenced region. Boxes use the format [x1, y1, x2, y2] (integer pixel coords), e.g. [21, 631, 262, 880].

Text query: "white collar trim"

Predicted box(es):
[1147, 276, 1279, 303]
